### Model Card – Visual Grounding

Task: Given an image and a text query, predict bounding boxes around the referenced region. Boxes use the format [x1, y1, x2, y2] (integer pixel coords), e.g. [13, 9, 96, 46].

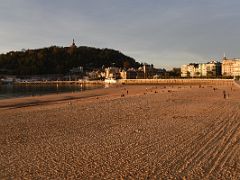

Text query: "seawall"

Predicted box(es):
[14, 79, 236, 86]
[118, 79, 234, 86]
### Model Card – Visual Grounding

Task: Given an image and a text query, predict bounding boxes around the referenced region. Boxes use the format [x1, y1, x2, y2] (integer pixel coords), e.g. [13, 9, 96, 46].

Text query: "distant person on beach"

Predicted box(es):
[223, 90, 227, 99]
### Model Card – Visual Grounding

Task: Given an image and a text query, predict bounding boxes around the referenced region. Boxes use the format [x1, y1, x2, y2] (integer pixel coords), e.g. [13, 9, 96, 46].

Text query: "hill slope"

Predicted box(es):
[0, 46, 140, 75]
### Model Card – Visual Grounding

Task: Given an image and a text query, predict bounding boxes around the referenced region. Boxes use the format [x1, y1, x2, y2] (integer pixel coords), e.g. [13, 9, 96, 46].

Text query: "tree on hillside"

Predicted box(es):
[0, 46, 140, 75]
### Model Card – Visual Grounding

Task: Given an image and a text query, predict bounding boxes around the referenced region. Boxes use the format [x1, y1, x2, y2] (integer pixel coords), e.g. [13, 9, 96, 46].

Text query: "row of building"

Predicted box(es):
[87, 64, 161, 80]
[105, 64, 156, 80]
[181, 57, 240, 78]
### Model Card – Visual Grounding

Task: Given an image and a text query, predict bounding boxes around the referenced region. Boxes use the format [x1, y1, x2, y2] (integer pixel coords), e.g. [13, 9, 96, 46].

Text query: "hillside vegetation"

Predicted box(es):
[0, 46, 139, 75]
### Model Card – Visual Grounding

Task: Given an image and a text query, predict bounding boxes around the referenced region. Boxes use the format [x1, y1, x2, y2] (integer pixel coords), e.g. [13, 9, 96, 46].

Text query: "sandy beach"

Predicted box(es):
[0, 83, 240, 179]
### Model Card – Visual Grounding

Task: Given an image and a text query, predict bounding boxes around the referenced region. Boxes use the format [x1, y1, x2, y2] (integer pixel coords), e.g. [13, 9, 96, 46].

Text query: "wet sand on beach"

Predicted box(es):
[0, 84, 240, 179]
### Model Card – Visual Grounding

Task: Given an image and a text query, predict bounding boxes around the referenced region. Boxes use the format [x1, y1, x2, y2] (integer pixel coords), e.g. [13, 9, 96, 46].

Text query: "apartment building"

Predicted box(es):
[181, 61, 221, 78]
[222, 58, 240, 77]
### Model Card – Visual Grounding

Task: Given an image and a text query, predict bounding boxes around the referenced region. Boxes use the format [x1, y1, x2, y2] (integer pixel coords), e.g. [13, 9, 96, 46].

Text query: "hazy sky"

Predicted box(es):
[1, 0, 240, 68]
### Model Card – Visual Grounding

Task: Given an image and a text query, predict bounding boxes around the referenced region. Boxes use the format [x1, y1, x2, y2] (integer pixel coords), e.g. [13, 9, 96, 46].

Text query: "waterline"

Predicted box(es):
[0, 84, 103, 99]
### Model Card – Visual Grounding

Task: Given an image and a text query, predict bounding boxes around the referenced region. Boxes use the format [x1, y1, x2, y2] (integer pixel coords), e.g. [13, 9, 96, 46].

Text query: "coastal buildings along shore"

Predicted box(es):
[181, 56, 240, 79]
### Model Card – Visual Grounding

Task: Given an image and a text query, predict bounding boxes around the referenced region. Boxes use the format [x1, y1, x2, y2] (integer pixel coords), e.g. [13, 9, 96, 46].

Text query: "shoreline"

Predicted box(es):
[0, 84, 151, 110]
[0, 79, 238, 110]
[0, 83, 105, 101]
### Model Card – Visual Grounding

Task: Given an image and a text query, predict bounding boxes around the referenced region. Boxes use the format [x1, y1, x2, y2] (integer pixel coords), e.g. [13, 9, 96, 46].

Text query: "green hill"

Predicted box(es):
[0, 45, 140, 75]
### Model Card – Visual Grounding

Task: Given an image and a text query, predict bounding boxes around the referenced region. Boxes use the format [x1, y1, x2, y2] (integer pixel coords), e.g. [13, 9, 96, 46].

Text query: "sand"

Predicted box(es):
[0, 84, 240, 179]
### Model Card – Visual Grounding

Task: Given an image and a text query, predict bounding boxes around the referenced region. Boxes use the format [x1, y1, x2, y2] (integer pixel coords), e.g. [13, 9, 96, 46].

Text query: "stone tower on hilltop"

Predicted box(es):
[68, 39, 77, 54]
[71, 38, 77, 48]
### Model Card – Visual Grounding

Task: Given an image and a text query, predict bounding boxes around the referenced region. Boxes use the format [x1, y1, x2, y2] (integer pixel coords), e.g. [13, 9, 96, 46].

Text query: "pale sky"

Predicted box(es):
[1, 0, 240, 68]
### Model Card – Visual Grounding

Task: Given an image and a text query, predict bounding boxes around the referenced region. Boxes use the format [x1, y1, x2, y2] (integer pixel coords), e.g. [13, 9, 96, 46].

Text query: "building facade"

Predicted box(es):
[206, 61, 222, 77]
[181, 61, 221, 78]
[105, 67, 120, 79]
[222, 58, 240, 77]
[143, 64, 154, 79]
[120, 69, 137, 79]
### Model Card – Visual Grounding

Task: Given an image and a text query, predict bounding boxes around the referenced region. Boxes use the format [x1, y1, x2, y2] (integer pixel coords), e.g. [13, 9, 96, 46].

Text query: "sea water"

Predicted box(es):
[0, 84, 103, 99]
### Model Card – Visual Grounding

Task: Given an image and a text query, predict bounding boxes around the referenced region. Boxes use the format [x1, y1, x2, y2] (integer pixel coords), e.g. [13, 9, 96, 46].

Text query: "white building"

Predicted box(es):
[105, 67, 120, 79]
[181, 64, 199, 77]
[181, 61, 221, 78]
[222, 58, 240, 77]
